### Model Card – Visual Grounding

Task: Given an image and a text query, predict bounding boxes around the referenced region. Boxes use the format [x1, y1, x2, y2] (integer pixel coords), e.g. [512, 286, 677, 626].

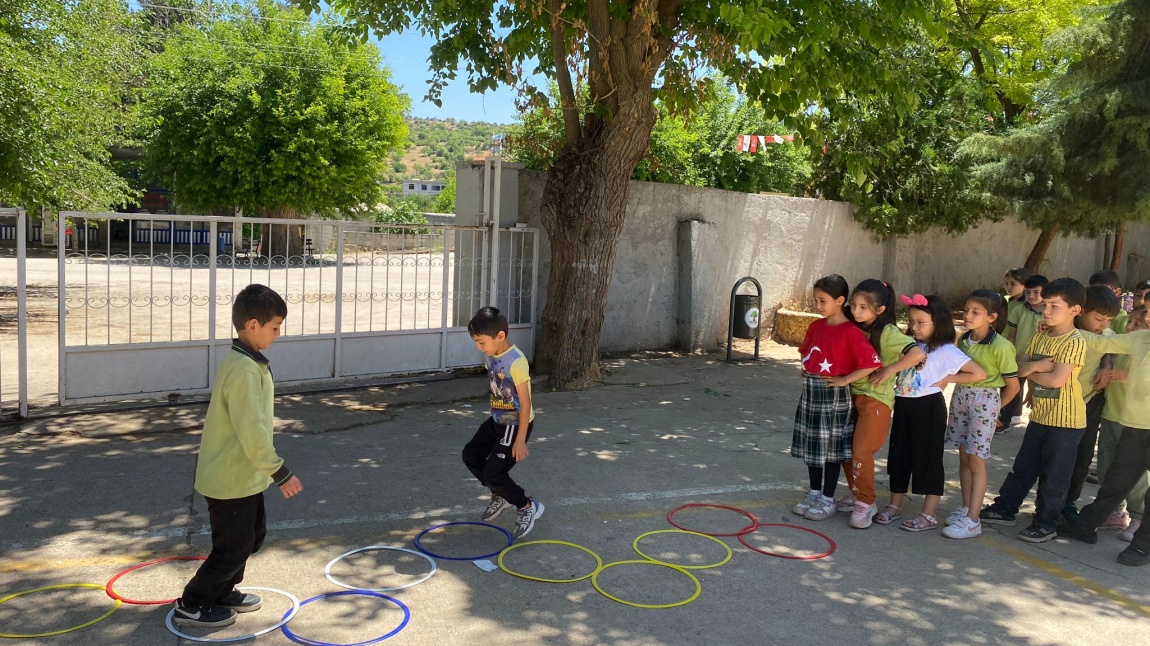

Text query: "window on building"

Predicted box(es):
[421, 184, 427, 190]
[408, 184, 415, 189]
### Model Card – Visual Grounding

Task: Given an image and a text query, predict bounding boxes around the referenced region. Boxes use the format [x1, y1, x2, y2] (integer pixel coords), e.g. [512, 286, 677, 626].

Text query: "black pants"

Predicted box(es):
[462, 417, 533, 509]
[1064, 393, 1106, 510]
[998, 377, 1026, 424]
[888, 393, 947, 496]
[991, 421, 1084, 530]
[1077, 426, 1150, 549]
[182, 493, 267, 606]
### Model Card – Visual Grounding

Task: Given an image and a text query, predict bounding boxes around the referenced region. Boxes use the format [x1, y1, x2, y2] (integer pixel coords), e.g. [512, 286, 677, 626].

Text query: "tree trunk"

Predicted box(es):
[1024, 224, 1060, 274]
[259, 206, 303, 261]
[1110, 224, 1125, 273]
[534, 99, 657, 390]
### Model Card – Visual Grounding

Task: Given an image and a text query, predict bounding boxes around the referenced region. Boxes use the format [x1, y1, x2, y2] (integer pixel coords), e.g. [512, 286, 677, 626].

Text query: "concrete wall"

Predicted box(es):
[502, 168, 1150, 354]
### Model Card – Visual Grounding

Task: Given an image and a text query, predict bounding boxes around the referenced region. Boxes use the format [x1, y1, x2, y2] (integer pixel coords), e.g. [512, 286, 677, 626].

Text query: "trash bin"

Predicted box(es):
[732, 294, 761, 339]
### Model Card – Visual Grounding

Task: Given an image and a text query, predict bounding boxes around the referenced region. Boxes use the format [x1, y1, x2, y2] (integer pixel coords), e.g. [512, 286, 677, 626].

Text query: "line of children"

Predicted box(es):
[998, 268, 1030, 429]
[1003, 274, 1047, 433]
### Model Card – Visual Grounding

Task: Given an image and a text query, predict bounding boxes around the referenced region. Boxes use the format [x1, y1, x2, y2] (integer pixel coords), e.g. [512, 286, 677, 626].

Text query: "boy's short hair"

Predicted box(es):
[1088, 270, 1122, 290]
[1024, 274, 1049, 290]
[1135, 279, 1150, 292]
[232, 284, 287, 331]
[1082, 285, 1121, 317]
[1042, 277, 1087, 308]
[468, 306, 509, 338]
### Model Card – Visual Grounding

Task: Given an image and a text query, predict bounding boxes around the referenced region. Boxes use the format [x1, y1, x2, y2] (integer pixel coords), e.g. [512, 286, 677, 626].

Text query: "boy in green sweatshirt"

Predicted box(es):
[173, 284, 303, 628]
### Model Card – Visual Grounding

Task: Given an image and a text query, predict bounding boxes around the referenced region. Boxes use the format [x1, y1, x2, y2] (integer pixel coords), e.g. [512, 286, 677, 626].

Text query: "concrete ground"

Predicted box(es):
[2, 347, 1148, 645]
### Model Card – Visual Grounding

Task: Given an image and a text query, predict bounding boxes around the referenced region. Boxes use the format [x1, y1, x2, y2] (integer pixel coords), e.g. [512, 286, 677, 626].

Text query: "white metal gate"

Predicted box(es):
[0, 208, 29, 418]
[56, 212, 538, 404]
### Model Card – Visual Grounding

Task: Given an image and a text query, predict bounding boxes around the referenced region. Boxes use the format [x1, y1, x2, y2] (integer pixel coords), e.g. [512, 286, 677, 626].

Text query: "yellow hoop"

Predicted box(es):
[590, 560, 702, 609]
[0, 583, 121, 639]
[632, 529, 733, 570]
[498, 540, 603, 583]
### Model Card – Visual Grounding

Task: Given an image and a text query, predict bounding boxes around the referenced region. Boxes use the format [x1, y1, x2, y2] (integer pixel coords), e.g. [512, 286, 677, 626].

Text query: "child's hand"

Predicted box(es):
[822, 375, 852, 388]
[868, 366, 895, 385]
[1109, 369, 1128, 384]
[1093, 369, 1113, 391]
[930, 376, 950, 390]
[1030, 357, 1056, 374]
[279, 476, 303, 498]
[512, 440, 529, 462]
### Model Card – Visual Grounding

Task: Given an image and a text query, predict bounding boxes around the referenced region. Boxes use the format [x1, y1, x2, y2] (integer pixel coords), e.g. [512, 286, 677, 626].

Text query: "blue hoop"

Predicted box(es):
[413, 521, 515, 561]
[280, 591, 411, 646]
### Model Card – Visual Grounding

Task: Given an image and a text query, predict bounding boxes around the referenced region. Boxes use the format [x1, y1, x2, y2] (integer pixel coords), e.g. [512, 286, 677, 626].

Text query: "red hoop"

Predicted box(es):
[105, 556, 206, 605]
[666, 503, 759, 537]
[738, 523, 836, 560]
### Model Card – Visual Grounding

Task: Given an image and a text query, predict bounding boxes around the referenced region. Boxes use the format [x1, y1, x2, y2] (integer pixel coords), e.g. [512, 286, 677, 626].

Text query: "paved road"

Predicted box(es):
[1, 351, 1147, 645]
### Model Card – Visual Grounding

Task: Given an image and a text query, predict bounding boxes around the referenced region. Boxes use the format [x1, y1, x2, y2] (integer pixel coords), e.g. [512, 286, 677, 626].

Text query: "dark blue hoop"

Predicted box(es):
[413, 521, 515, 560]
[280, 591, 410, 646]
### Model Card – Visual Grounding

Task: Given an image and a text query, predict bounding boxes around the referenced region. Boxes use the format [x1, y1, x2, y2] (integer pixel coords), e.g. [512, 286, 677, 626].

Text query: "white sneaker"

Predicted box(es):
[835, 493, 857, 512]
[513, 499, 545, 539]
[793, 490, 822, 516]
[850, 502, 877, 529]
[1120, 518, 1141, 543]
[942, 516, 982, 539]
[945, 506, 969, 526]
[804, 496, 837, 521]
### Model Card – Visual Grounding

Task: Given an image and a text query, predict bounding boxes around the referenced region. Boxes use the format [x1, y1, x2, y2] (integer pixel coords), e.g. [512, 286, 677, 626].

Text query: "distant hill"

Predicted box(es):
[385, 117, 511, 183]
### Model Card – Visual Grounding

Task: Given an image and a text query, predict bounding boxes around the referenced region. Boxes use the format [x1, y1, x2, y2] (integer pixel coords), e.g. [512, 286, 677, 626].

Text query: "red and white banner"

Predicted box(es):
[735, 134, 795, 152]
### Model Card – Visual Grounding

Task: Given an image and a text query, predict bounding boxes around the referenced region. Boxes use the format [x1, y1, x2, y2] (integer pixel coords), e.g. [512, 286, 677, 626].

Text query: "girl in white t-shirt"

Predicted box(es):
[876, 294, 987, 531]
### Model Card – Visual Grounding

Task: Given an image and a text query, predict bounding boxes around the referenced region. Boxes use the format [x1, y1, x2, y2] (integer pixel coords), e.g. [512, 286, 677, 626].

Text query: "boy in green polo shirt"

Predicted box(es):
[1089, 270, 1128, 335]
[174, 284, 303, 628]
[1001, 275, 1048, 432]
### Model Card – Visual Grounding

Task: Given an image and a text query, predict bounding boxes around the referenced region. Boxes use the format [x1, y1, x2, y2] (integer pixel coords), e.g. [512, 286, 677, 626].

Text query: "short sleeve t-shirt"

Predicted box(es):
[1008, 305, 1043, 361]
[799, 318, 882, 378]
[851, 324, 917, 408]
[958, 329, 1018, 388]
[486, 344, 533, 425]
[1078, 328, 1115, 404]
[896, 343, 971, 398]
[1026, 329, 1087, 429]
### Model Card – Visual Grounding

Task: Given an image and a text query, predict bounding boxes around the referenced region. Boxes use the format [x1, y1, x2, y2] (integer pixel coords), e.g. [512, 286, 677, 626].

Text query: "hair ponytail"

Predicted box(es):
[852, 278, 896, 352]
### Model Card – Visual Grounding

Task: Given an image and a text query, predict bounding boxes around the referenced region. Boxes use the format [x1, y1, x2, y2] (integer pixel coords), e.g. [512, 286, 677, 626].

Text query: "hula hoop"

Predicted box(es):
[632, 529, 732, 570]
[0, 583, 121, 639]
[497, 540, 603, 583]
[280, 591, 410, 646]
[666, 503, 759, 537]
[738, 523, 837, 560]
[413, 521, 514, 561]
[164, 586, 300, 643]
[590, 560, 702, 609]
[105, 555, 207, 604]
[324, 546, 437, 592]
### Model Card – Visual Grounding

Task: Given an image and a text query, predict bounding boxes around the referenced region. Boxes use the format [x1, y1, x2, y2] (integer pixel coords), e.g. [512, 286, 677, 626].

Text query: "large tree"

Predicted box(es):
[0, 0, 141, 211]
[308, 0, 935, 388]
[142, 0, 409, 253]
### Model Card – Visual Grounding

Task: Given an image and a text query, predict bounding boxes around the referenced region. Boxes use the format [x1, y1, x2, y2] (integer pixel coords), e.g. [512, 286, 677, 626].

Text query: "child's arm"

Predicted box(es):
[823, 366, 880, 388]
[932, 359, 987, 389]
[512, 381, 531, 462]
[867, 345, 927, 385]
[1027, 362, 1074, 389]
[228, 369, 302, 498]
[1017, 358, 1055, 378]
[999, 375, 1021, 408]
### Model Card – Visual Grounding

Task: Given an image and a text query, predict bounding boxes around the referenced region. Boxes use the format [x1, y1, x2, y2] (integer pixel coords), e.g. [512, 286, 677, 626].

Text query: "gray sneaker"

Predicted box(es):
[218, 589, 261, 613]
[804, 496, 837, 521]
[792, 491, 822, 516]
[513, 499, 545, 539]
[481, 494, 513, 521]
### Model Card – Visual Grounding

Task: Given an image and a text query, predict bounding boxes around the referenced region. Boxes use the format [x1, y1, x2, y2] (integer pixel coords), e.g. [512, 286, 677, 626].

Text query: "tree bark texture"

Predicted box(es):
[1110, 224, 1125, 273]
[259, 206, 303, 260]
[1024, 224, 1060, 274]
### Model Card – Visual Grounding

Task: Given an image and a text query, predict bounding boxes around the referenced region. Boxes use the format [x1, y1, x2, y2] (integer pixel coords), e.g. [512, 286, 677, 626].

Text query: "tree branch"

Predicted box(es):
[547, 0, 581, 147]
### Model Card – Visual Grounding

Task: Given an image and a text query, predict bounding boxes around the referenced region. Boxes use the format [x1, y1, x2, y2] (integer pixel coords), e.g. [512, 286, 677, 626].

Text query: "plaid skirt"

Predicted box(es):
[792, 374, 855, 467]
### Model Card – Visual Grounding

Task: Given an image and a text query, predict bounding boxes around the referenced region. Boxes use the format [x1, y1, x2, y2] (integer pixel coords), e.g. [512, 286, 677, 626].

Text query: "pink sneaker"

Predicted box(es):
[1102, 510, 1130, 530]
[1120, 518, 1141, 543]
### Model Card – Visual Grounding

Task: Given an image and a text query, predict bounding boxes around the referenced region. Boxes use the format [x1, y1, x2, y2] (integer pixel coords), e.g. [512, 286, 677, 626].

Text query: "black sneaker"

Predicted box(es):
[979, 506, 1017, 527]
[1060, 521, 1099, 544]
[1117, 545, 1150, 567]
[173, 600, 237, 628]
[1018, 524, 1057, 543]
[218, 589, 262, 613]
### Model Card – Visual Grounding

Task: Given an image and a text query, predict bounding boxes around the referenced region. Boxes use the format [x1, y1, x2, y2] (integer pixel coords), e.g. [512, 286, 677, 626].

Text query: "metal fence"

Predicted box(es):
[57, 211, 539, 404]
[0, 208, 29, 418]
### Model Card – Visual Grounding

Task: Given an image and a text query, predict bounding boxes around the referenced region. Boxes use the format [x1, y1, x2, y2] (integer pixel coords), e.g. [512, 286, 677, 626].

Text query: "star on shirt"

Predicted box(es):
[818, 359, 833, 373]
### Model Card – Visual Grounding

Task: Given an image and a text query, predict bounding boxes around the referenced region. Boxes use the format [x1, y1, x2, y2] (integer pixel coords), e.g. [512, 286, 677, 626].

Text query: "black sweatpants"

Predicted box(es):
[1064, 393, 1106, 511]
[462, 417, 534, 509]
[991, 421, 1084, 530]
[998, 377, 1026, 424]
[887, 393, 948, 496]
[1077, 426, 1150, 549]
[182, 492, 267, 606]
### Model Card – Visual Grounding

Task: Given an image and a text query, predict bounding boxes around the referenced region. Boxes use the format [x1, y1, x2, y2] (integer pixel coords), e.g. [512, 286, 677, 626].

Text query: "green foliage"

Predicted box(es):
[433, 172, 456, 214]
[142, 0, 409, 216]
[0, 0, 141, 211]
[395, 117, 506, 179]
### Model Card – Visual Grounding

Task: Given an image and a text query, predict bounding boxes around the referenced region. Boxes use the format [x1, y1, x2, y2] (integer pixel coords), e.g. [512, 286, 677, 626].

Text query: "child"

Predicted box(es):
[1062, 315, 1150, 566]
[1001, 274, 1048, 433]
[1091, 306, 1150, 539]
[998, 268, 1031, 428]
[1135, 279, 1150, 306]
[462, 307, 542, 539]
[835, 279, 926, 529]
[175, 284, 303, 628]
[1062, 285, 1120, 519]
[980, 278, 1088, 543]
[1089, 270, 1128, 334]
[941, 289, 1020, 539]
[881, 294, 986, 531]
[791, 275, 882, 522]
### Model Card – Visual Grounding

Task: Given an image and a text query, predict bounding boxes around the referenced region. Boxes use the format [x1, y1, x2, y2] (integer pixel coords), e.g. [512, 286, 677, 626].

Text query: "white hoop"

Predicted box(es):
[324, 545, 438, 592]
[164, 586, 300, 643]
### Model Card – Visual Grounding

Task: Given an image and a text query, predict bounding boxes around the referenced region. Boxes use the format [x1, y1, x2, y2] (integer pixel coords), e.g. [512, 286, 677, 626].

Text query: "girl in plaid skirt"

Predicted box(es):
[792, 275, 883, 521]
